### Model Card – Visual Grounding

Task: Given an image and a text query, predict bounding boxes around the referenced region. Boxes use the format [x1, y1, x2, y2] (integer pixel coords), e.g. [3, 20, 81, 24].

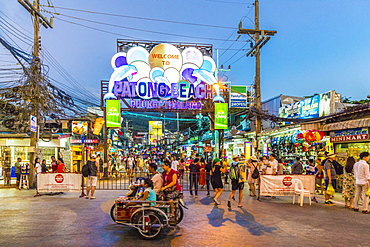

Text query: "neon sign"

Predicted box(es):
[104, 43, 225, 110]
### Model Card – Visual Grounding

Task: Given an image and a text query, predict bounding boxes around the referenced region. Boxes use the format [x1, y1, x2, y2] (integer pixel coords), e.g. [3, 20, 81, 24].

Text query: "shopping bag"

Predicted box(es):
[366, 187, 370, 197]
[326, 184, 335, 195]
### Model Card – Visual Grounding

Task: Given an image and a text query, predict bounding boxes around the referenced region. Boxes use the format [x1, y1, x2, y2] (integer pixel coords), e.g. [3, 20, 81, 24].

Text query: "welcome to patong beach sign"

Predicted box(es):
[103, 43, 225, 110]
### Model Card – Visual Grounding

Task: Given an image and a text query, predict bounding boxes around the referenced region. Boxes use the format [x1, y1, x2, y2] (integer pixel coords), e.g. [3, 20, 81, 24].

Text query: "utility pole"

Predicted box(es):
[237, 0, 276, 155]
[19, 0, 53, 186]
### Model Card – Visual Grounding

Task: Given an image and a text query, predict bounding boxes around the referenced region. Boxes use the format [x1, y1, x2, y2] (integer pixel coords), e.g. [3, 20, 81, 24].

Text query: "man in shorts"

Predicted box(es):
[324, 153, 337, 204]
[86, 154, 99, 199]
[228, 155, 246, 208]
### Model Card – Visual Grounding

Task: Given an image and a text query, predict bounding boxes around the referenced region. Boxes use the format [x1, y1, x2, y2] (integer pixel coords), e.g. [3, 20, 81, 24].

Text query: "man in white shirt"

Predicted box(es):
[353, 152, 370, 214]
[171, 157, 179, 171]
[148, 163, 163, 195]
[265, 154, 278, 175]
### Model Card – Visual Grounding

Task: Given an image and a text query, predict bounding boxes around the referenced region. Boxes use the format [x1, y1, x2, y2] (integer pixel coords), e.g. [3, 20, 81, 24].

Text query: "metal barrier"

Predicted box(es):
[95, 170, 234, 191]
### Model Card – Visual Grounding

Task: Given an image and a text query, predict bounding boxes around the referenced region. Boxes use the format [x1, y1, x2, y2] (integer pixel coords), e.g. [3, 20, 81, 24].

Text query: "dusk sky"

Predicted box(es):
[1, 0, 370, 104]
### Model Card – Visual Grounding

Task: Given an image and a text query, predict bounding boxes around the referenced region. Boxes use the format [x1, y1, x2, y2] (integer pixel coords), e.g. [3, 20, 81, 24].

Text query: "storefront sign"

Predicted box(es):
[230, 86, 248, 108]
[70, 139, 99, 144]
[106, 100, 121, 128]
[215, 103, 228, 129]
[278, 91, 333, 119]
[104, 43, 222, 110]
[37, 173, 82, 193]
[330, 128, 369, 143]
[260, 175, 315, 196]
[71, 121, 88, 135]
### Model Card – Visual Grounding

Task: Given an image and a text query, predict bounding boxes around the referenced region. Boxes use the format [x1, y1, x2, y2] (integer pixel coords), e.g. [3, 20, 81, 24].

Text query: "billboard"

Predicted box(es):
[103, 43, 224, 111]
[72, 121, 88, 136]
[92, 117, 104, 135]
[278, 91, 333, 119]
[230, 85, 248, 108]
[214, 103, 228, 129]
[148, 121, 163, 144]
[106, 100, 121, 128]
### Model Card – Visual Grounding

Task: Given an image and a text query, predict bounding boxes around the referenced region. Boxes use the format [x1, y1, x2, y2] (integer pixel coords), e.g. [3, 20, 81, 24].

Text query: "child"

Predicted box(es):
[140, 178, 157, 206]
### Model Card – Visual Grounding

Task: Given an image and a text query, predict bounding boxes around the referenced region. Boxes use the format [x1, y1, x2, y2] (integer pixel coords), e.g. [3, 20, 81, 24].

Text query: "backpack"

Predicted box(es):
[229, 162, 238, 180]
[332, 160, 343, 175]
[82, 161, 90, 177]
[251, 163, 259, 179]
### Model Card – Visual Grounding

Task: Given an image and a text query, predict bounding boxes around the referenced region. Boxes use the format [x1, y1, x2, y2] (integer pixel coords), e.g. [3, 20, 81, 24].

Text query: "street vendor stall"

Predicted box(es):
[37, 173, 82, 193]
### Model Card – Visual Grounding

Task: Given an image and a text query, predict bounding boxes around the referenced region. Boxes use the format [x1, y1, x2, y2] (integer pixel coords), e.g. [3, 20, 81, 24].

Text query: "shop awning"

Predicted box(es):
[320, 118, 370, 132]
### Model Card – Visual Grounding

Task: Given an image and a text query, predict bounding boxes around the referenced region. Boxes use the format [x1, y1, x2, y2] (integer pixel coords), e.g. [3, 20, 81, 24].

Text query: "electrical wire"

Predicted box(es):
[50, 13, 240, 43]
[42, 5, 235, 30]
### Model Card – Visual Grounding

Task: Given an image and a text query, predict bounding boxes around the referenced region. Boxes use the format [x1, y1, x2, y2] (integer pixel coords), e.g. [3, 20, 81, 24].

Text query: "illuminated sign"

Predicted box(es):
[71, 121, 88, 136]
[70, 139, 99, 144]
[215, 103, 228, 129]
[106, 100, 121, 128]
[230, 86, 249, 108]
[104, 43, 224, 110]
[278, 91, 333, 119]
[148, 121, 162, 144]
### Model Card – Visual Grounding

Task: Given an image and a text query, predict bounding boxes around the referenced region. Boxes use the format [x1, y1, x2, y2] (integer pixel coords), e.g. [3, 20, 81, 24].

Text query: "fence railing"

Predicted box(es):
[95, 170, 235, 191]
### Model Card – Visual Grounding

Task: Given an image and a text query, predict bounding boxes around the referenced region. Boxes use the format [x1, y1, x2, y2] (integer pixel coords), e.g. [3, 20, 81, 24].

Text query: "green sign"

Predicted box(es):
[106, 100, 121, 128]
[215, 103, 228, 129]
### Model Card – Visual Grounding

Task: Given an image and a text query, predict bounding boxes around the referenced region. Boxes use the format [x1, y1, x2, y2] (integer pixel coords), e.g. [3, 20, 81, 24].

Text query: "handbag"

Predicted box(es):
[366, 187, 370, 197]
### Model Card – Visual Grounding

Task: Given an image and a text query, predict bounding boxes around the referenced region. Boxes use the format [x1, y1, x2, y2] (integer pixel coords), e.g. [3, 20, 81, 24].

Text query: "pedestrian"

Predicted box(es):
[198, 157, 206, 188]
[353, 152, 370, 213]
[210, 158, 227, 205]
[223, 157, 230, 184]
[323, 153, 337, 205]
[306, 158, 318, 203]
[343, 157, 356, 209]
[291, 157, 303, 174]
[228, 155, 246, 208]
[85, 154, 99, 199]
[247, 156, 260, 197]
[205, 157, 213, 196]
[178, 158, 185, 180]
[57, 158, 66, 173]
[189, 158, 200, 197]
[277, 158, 284, 175]
[315, 157, 324, 194]
[96, 154, 103, 179]
[171, 156, 179, 171]
[41, 159, 48, 173]
[138, 155, 145, 173]
[264, 154, 278, 175]
[126, 153, 135, 178]
[51, 156, 57, 173]
[14, 157, 22, 188]
[2, 157, 11, 186]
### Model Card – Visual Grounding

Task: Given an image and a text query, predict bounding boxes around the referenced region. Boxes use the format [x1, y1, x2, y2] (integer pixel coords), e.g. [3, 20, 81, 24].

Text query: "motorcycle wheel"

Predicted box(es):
[176, 205, 184, 224]
[110, 204, 117, 222]
[137, 212, 163, 239]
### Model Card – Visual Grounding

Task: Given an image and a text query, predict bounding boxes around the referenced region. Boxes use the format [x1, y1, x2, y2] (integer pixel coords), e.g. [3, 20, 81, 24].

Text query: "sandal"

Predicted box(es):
[90, 197, 96, 199]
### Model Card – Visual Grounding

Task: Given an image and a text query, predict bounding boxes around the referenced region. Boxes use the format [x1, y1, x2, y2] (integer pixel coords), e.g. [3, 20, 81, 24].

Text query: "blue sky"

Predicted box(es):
[1, 0, 370, 103]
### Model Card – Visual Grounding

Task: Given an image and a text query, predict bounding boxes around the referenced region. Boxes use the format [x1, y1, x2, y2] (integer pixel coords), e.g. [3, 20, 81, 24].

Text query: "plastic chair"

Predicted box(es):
[292, 178, 311, 206]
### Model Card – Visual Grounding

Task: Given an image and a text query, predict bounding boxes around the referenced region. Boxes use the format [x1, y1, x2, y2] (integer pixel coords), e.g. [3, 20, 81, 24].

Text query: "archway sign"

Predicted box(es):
[101, 40, 227, 113]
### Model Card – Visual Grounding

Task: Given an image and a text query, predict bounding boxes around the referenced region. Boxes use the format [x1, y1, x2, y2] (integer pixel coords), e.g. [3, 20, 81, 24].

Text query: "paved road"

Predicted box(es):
[0, 188, 369, 247]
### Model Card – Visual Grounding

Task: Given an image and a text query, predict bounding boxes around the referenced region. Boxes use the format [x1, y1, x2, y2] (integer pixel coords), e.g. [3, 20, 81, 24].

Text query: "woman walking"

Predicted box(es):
[198, 157, 206, 188]
[343, 157, 356, 209]
[247, 156, 260, 197]
[210, 158, 227, 205]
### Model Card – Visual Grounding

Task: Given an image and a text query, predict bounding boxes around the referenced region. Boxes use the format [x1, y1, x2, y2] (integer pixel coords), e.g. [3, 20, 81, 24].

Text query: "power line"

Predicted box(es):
[42, 5, 235, 30]
[49, 13, 240, 43]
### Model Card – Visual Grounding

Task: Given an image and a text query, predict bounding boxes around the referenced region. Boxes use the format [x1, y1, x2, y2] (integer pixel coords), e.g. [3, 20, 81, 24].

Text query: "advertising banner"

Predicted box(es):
[215, 103, 228, 129]
[106, 100, 121, 128]
[30, 115, 37, 132]
[93, 117, 105, 135]
[230, 86, 248, 108]
[278, 91, 333, 119]
[71, 121, 88, 135]
[260, 175, 315, 196]
[104, 43, 225, 111]
[37, 173, 82, 193]
[148, 121, 162, 144]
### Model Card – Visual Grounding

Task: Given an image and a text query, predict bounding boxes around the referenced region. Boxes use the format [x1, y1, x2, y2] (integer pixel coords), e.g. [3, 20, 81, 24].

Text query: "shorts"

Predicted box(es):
[231, 180, 244, 190]
[16, 173, 20, 181]
[324, 179, 336, 190]
[86, 176, 97, 187]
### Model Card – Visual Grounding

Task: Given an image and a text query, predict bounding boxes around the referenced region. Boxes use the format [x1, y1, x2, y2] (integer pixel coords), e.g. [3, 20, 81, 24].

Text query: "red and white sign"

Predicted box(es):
[37, 173, 82, 193]
[260, 175, 315, 196]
